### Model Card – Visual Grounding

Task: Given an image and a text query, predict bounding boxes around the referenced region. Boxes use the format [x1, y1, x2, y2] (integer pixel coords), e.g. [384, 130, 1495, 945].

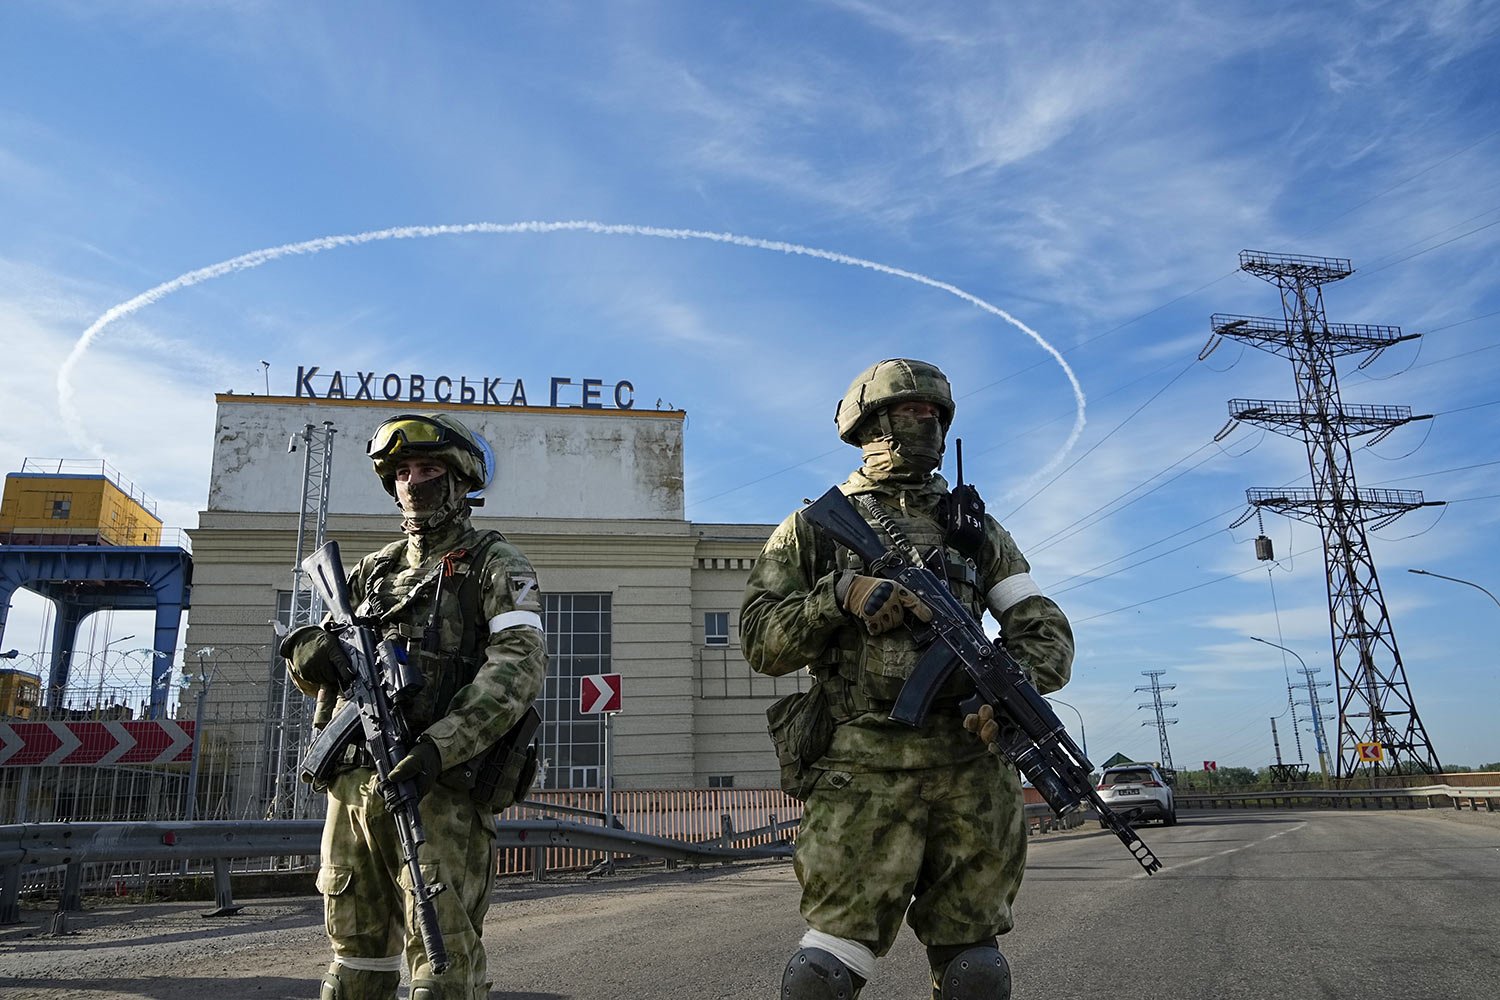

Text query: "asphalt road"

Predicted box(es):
[2, 808, 1496, 999]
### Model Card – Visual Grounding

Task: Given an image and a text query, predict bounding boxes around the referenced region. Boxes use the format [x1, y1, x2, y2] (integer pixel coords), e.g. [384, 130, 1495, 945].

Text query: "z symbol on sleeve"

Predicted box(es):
[580, 674, 622, 715]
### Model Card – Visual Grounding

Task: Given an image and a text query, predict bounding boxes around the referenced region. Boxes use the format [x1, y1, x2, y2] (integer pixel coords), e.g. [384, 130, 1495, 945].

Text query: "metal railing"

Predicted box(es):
[0, 792, 1085, 924]
[1178, 783, 1499, 812]
[0, 800, 799, 924]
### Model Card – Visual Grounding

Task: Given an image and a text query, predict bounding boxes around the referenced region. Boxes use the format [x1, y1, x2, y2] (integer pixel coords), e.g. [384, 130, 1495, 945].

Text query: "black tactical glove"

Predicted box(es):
[385, 739, 443, 800]
[278, 624, 351, 691]
[836, 571, 934, 635]
[964, 703, 1002, 753]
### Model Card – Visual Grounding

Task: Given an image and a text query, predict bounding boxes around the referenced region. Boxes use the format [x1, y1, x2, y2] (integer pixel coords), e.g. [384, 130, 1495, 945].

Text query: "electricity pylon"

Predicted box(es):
[1209, 250, 1442, 777]
[1136, 670, 1177, 772]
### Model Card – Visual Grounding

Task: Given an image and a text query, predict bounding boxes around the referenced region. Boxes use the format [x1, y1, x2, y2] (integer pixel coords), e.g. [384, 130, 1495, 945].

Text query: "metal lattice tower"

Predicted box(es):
[1209, 250, 1443, 777]
[264, 420, 336, 818]
[1296, 667, 1335, 777]
[1135, 670, 1177, 771]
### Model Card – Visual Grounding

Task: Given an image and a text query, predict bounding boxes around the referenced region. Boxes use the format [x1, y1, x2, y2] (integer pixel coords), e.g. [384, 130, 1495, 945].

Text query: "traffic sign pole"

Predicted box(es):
[603, 711, 615, 872]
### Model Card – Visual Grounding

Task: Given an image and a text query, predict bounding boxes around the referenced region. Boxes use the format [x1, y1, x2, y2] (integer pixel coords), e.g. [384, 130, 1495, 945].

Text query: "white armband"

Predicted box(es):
[987, 572, 1043, 616]
[488, 610, 544, 634]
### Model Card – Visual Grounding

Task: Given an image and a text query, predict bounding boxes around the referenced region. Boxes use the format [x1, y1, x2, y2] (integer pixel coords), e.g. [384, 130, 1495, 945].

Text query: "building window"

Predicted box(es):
[275, 590, 294, 628]
[536, 593, 612, 790]
[50, 497, 72, 519]
[708, 774, 734, 789]
[704, 611, 730, 647]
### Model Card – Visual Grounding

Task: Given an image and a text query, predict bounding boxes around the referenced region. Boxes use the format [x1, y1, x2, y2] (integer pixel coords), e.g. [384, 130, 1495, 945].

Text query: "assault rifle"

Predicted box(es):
[802, 487, 1162, 875]
[300, 541, 452, 973]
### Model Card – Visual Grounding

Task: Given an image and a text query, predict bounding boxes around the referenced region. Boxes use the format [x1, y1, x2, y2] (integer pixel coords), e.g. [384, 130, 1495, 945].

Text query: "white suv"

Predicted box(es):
[1096, 763, 1176, 826]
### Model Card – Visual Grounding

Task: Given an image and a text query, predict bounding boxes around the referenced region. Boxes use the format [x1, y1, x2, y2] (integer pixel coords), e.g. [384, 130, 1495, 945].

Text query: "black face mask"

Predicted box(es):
[861, 413, 945, 483]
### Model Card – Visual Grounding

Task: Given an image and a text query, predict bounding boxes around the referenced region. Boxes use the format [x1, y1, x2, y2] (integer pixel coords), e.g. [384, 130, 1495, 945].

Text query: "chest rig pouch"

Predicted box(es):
[362, 532, 541, 811]
[824, 491, 988, 709]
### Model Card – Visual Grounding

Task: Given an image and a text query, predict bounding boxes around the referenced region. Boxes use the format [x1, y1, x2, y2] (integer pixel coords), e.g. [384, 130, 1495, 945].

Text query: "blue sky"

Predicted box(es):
[2, 1, 1497, 769]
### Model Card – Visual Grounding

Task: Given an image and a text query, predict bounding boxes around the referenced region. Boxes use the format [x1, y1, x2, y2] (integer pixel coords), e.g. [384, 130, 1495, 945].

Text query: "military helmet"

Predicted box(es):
[834, 358, 954, 443]
[367, 412, 489, 496]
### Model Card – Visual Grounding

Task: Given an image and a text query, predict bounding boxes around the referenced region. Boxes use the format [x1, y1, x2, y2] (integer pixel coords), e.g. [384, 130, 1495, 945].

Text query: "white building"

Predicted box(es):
[185, 386, 806, 815]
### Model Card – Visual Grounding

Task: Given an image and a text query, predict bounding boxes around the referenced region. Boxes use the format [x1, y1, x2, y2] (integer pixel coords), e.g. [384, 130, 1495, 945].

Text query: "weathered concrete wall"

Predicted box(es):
[207, 396, 684, 520]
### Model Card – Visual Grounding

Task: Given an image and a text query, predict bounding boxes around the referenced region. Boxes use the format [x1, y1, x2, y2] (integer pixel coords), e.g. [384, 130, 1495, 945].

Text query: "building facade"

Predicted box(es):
[185, 393, 803, 815]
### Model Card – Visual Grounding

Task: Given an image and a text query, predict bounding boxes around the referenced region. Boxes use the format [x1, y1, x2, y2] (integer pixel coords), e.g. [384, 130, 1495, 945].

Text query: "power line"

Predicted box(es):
[1368, 458, 1500, 486]
[1067, 481, 1500, 622]
[1052, 524, 1231, 597]
[1357, 216, 1500, 279]
[1432, 398, 1500, 417]
[688, 447, 842, 508]
[1425, 309, 1500, 335]
[1293, 127, 1500, 236]
[1002, 359, 1198, 519]
[1354, 203, 1500, 274]
[1070, 543, 1324, 624]
[1031, 441, 1218, 552]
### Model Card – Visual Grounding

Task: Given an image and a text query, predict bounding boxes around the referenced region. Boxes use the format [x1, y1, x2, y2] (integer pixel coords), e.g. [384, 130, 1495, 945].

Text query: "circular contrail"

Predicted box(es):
[58, 221, 1086, 478]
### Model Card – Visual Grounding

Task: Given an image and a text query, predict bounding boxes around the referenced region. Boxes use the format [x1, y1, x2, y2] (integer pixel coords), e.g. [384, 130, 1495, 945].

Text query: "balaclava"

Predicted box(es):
[396, 467, 470, 534]
[859, 407, 945, 484]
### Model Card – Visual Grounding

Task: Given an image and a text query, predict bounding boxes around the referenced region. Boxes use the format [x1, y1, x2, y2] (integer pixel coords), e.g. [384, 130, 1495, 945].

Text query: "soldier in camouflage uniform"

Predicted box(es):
[740, 360, 1074, 1000]
[281, 413, 549, 1000]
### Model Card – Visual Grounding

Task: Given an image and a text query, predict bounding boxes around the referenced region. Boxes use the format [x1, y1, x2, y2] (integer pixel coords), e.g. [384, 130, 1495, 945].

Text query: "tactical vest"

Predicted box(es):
[818, 490, 986, 717]
[356, 530, 506, 732]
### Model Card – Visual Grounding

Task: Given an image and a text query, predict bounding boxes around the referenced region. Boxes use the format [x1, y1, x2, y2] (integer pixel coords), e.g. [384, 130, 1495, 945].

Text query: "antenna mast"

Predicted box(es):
[264, 420, 336, 818]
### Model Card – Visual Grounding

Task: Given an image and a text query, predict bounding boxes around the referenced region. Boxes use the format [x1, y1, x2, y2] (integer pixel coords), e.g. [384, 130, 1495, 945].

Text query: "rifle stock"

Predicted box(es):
[299, 541, 453, 973]
[801, 487, 1161, 875]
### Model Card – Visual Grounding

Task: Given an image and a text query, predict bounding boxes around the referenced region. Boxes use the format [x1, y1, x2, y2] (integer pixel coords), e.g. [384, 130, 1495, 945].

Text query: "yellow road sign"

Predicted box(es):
[1356, 741, 1384, 763]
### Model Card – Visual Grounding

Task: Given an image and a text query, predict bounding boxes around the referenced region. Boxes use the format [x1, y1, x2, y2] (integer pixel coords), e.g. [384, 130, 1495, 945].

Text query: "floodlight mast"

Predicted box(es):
[264, 420, 337, 820]
[1212, 251, 1442, 779]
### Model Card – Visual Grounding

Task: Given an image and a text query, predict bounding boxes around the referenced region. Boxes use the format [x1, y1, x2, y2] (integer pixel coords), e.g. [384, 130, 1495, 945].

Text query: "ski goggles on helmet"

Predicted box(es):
[367, 414, 483, 462]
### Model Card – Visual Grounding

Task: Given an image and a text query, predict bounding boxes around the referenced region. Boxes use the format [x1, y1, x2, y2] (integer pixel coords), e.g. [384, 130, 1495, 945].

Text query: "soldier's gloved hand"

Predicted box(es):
[277, 625, 351, 690]
[386, 740, 442, 800]
[836, 571, 934, 635]
[964, 703, 1002, 752]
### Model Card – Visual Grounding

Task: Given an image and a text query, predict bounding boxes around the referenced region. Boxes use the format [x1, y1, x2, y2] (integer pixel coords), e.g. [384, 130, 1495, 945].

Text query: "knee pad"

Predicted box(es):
[931, 945, 1011, 1000]
[319, 967, 400, 1000]
[409, 977, 489, 1000]
[783, 947, 867, 1000]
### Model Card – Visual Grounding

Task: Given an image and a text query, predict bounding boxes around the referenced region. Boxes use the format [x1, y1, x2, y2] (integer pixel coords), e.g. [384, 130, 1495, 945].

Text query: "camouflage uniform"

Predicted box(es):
[286, 415, 548, 1000]
[741, 361, 1073, 997]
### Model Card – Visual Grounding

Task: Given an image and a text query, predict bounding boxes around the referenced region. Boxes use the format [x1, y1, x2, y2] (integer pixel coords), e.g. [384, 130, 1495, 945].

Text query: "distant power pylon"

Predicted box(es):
[1296, 666, 1335, 776]
[1136, 670, 1177, 771]
[264, 420, 336, 819]
[1209, 250, 1443, 778]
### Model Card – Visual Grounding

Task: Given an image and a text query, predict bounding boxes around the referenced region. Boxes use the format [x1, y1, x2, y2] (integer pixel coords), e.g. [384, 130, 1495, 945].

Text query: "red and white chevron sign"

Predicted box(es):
[0, 720, 195, 767]
[579, 673, 622, 715]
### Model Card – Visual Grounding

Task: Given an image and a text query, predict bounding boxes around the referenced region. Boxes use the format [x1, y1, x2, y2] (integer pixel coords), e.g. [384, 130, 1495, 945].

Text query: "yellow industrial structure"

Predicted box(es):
[0, 463, 162, 547]
[0, 667, 41, 719]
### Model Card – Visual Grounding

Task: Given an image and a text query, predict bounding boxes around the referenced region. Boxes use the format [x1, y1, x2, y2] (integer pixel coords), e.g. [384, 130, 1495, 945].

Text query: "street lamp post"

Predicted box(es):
[87, 634, 137, 712]
[1251, 636, 1332, 781]
[1408, 569, 1500, 611]
[1045, 696, 1087, 762]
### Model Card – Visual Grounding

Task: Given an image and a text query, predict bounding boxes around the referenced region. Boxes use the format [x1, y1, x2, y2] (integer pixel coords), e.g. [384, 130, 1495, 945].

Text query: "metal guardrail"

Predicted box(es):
[0, 808, 800, 925]
[0, 798, 1082, 924]
[1178, 784, 1500, 812]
